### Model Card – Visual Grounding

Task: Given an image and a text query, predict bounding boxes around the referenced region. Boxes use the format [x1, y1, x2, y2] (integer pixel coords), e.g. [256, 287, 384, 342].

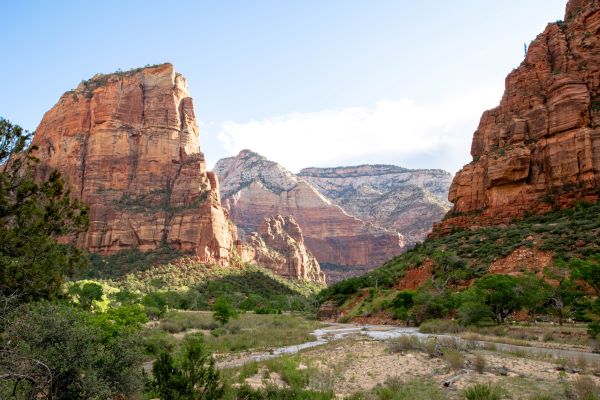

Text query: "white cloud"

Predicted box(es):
[215, 85, 502, 174]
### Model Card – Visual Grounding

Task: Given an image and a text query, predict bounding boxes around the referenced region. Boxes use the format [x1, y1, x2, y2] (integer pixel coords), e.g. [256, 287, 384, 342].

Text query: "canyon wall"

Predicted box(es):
[31, 64, 236, 264]
[243, 215, 326, 284]
[442, 0, 600, 232]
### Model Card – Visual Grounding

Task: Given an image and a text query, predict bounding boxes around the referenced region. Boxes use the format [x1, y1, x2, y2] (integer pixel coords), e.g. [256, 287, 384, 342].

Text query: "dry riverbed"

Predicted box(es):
[223, 328, 600, 399]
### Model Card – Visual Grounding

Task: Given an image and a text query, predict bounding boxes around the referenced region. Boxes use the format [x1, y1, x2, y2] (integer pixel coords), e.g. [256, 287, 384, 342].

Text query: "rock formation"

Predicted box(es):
[442, 0, 600, 232]
[243, 215, 325, 284]
[213, 150, 406, 274]
[31, 64, 236, 264]
[299, 165, 452, 244]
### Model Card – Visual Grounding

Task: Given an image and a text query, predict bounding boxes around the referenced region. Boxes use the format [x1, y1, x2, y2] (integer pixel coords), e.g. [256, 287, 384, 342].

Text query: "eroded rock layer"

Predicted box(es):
[213, 150, 406, 270]
[298, 165, 452, 245]
[442, 0, 600, 231]
[31, 64, 236, 264]
[243, 215, 325, 284]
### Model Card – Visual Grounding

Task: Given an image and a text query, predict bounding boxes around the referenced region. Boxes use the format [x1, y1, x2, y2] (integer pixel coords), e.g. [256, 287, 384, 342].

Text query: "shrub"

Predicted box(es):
[457, 301, 493, 326]
[443, 349, 465, 370]
[419, 319, 464, 334]
[573, 376, 599, 400]
[213, 296, 237, 325]
[235, 384, 334, 399]
[474, 354, 486, 374]
[464, 383, 502, 400]
[388, 336, 421, 353]
[143, 329, 176, 355]
[152, 335, 223, 400]
[1, 302, 143, 399]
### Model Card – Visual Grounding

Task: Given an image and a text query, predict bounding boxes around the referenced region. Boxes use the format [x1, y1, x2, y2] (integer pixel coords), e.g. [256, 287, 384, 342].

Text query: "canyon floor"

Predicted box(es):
[146, 311, 600, 399]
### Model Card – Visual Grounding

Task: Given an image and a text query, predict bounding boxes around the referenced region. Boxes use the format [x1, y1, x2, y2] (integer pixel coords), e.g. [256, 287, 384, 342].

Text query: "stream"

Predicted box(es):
[217, 323, 600, 368]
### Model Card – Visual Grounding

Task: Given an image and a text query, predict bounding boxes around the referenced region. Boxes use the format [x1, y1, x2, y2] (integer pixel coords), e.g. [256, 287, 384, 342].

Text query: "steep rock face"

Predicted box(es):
[443, 0, 600, 230]
[298, 165, 452, 244]
[213, 150, 405, 271]
[243, 215, 325, 284]
[31, 64, 236, 264]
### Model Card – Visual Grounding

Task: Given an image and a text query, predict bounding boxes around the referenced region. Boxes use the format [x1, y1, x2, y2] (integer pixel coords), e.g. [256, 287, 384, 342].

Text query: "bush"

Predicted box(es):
[213, 296, 237, 325]
[235, 384, 334, 399]
[419, 319, 464, 334]
[474, 354, 486, 374]
[143, 329, 177, 355]
[443, 349, 465, 370]
[388, 336, 421, 353]
[1, 302, 143, 399]
[457, 301, 493, 326]
[464, 383, 502, 400]
[573, 376, 599, 400]
[152, 335, 223, 400]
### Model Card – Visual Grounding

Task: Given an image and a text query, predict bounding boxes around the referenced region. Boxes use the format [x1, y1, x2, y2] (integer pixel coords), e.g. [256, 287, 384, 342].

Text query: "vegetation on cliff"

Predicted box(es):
[320, 199, 600, 335]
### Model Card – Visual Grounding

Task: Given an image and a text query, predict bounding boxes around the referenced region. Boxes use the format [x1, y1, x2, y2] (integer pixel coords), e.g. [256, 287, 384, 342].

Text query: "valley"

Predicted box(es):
[3, 0, 600, 398]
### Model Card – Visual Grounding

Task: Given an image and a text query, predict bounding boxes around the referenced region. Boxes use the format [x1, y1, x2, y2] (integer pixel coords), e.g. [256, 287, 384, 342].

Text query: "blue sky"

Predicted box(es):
[2, 1, 566, 173]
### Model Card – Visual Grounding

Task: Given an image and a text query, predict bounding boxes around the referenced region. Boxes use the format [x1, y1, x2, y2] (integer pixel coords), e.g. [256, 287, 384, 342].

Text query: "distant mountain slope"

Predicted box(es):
[214, 150, 406, 278]
[214, 150, 453, 280]
[298, 165, 452, 244]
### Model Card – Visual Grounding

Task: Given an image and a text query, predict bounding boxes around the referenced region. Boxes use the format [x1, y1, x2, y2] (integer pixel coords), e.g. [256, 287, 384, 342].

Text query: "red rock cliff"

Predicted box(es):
[243, 215, 326, 284]
[31, 64, 236, 264]
[443, 0, 600, 230]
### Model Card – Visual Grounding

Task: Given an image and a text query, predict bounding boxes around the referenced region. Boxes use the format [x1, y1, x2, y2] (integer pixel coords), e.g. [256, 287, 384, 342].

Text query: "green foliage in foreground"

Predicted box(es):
[0, 118, 89, 302]
[0, 301, 143, 399]
[234, 385, 334, 400]
[151, 335, 224, 400]
[463, 383, 503, 400]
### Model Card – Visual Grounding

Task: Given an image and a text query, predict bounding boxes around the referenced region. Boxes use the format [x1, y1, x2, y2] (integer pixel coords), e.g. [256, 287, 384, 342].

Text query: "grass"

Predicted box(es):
[149, 311, 322, 354]
[348, 378, 445, 400]
[443, 348, 465, 370]
[464, 383, 502, 400]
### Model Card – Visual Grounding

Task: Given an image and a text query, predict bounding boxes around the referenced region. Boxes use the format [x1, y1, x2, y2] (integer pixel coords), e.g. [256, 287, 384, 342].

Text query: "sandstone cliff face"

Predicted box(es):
[443, 0, 600, 230]
[31, 64, 236, 264]
[299, 165, 452, 244]
[213, 150, 405, 272]
[243, 215, 325, 284]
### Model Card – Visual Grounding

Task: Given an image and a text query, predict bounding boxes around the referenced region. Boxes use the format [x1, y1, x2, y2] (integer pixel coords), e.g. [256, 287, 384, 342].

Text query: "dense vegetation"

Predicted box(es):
[320, 200, 600, 339]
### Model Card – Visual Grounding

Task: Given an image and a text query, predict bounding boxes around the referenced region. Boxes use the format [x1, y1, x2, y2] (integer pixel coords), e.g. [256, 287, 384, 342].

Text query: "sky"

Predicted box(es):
[1, 1, 567, 174]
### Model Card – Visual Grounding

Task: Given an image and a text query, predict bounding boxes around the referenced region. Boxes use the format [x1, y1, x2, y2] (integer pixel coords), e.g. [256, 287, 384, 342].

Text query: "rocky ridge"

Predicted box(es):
[31, 64, 236, 264]
[299, 165, 452, 244]
[242, 215, 326, 284]
[440, 0, 600, 233]
[213, 150, 406, 273]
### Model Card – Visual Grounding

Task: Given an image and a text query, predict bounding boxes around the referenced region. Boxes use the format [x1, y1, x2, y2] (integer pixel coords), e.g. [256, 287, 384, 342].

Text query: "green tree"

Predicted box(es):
[475, 275, 523, 324]
[516, 274, 551, 321]
[572, 256, 600, 295]
[212, 296, 237, 326]
[0, 118, 89, 301]
[68, 281, 104, 310]
[152, 335, 224, 400]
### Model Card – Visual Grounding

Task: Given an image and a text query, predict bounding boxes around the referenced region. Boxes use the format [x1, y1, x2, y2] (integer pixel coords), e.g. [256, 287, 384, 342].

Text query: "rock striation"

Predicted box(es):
[442, 0, 600, 232]
[299, 165, 452, 245]
[213, 150, 406, 273]
[31, 64, 236, 264]
[243, 215, 325, 284]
